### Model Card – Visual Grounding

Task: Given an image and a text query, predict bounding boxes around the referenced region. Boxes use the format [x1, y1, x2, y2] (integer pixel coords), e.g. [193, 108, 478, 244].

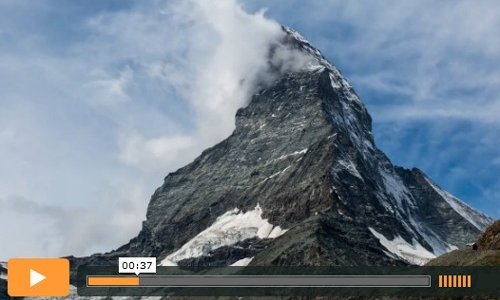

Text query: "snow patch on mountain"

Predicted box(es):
[0, 262, 6, 280]
[335, 158, 363, 180]
[379, 168, 414, 207]
[407, 215, 458, 255]
[329, 72, 341, 89]
[368, 227, 436, 265]
[161, 204, 287, 266]
[424, 177, 492, 231]
[266, 166, 291, 180]
[276, 148, 308, 161]
[230, 257, 254, 266]
[325, 94, 372, 161]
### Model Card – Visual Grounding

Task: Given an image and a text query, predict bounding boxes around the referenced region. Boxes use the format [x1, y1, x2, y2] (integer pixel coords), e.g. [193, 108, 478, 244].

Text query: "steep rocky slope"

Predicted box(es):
[476, 220, 500, 250]
[427, 220, 499, 266]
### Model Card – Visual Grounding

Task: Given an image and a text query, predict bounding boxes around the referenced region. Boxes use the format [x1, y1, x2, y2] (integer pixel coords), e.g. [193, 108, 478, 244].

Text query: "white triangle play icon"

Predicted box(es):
[30, 269, 46, 288]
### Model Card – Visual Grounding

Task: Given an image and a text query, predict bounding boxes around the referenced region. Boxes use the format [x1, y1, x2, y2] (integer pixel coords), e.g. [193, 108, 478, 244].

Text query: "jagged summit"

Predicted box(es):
[69, 27, 492, 273]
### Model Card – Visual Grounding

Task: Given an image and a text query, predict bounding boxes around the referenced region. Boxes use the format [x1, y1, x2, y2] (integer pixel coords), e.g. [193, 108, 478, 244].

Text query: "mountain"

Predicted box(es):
[68, 26, 492, 273]
[0, 263, 8, 300]
[427, 220, 500, 266]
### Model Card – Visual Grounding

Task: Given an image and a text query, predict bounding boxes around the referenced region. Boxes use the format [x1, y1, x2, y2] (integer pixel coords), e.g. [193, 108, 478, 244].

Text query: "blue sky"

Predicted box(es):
[0, 0, 498, 259]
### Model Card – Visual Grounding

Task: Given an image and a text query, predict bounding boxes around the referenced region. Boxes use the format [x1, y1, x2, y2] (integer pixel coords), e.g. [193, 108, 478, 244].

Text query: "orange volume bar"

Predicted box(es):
[87, 276, 140, 286]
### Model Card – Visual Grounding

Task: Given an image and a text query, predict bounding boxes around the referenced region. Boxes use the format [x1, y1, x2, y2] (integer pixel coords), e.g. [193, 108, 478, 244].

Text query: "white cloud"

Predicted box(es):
[177, 0, 282, 143]
[0, 0, 315, 259]
[86, 0, 313, 171]
[0, 182, 148, 258]
[118, 133, 195, 172]
[84, 66, 134, 105]
[374, 102, 500, 123]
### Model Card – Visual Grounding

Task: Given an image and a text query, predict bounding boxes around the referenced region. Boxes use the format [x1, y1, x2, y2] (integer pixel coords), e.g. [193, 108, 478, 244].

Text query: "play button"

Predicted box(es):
[7, 258, 69, 297]
[29, 269, 46, 288]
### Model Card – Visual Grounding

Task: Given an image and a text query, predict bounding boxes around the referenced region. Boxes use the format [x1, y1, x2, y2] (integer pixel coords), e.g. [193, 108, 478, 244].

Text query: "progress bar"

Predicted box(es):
[88, 276, 139, 286]
[87, 275, 431, 287]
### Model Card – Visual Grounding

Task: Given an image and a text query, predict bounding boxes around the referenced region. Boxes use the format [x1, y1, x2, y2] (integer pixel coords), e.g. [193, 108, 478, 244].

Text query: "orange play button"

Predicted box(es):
[7, 258, 70, 297]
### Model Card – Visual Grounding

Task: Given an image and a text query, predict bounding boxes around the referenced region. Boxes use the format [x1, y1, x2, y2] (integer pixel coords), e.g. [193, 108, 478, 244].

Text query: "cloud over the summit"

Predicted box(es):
[107, 0, 317, 171]
[0, 0, 314, 259]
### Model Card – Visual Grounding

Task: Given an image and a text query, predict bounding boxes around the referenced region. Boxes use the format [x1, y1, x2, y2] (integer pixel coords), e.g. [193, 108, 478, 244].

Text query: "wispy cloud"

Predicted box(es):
[0, 183, 147, 257]
[81, 0, 313, 171]
[0, 0, 311, 259]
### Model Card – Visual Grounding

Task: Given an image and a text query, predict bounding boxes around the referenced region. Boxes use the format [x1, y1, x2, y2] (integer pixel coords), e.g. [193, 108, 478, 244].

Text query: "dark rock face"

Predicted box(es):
[0, 280, 8, 300]
[476, 220, 500, 250]
[71, 27, 492, 271]
[0, 264, 7, 300]
[176, 238, 271, 267]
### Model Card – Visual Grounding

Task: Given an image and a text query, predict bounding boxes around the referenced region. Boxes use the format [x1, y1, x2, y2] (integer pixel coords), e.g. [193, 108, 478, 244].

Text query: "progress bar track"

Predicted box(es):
[87, 275, 431, 288]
